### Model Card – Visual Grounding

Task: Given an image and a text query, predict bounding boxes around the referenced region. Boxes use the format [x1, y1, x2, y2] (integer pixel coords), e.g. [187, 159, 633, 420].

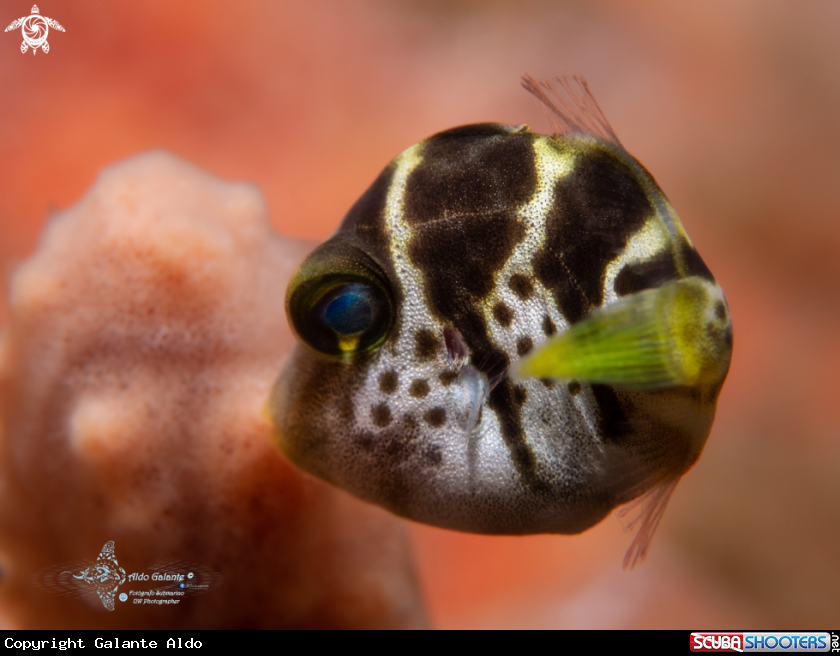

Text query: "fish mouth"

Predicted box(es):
[454, 363, 488, 434]
[444, 340, 512, 488]
[443, 325, 508, 434]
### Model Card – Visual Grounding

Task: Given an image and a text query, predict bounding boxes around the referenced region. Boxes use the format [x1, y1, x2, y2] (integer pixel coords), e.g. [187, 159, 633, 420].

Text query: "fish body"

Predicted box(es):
[271, 76, 732, 566]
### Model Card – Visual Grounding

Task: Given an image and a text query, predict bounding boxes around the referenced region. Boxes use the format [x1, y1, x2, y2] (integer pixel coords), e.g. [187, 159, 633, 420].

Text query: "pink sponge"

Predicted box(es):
[0, 151, 424, 629]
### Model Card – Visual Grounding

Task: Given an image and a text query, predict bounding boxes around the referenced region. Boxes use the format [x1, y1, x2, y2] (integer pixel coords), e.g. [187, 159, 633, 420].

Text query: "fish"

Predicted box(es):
[269, 74, 732, 568]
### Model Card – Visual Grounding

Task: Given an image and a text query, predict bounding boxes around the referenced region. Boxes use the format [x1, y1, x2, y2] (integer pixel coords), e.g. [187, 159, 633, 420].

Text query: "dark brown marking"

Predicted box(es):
[724, 326, 733, 348]
[415, 329, 439, 360]
[378, 370, 398, 394]
[402, 414, 419, 435]
[682, 245, 715, 282]
[337, 165, 395, 260]
[439, 370, 458, 386]
[403, 128, 542, 486]
[404, 127, 530, 345]
[409, 379, 430, 398]
[384, 437, 411, 458]
[516, 336, 534, 357]
[542, 316, 556, 336]
[405, 126, 537, 226]
[540, 378, 554, 388]
[533, 147, 653, 323]
[409, 214, 525, 322]
[568, 381, 581, 396]
[715, 301, 727, 320]
[488, 380, 545, 490]
[493, 302, 514, 327]
[422, 444, 443, 467]
[512, 384, 528, 407]
[508, 274, 534, 300]
[372, 403, 392, 428]
[354, 411, 425, 469]
[614, 253, 678, 297]
[424, 407, 447, 428]
[591, 385, 632, 442]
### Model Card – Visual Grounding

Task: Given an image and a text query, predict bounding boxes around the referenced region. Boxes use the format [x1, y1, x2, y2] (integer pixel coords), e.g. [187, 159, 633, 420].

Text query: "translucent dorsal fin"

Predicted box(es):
[521, 74, 622, 148]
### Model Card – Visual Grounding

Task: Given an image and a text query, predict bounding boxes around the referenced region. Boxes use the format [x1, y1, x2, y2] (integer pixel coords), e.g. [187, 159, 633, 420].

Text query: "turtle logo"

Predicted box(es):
[4, 5, 65, 55]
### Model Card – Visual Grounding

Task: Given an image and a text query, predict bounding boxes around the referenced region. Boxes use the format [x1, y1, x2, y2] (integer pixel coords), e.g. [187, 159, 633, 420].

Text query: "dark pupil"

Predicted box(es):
[324, 284, 372, 335]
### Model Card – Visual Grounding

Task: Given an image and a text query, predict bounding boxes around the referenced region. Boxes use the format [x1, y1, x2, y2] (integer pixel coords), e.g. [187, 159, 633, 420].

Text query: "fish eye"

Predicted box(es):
[288, 274, 393, 357]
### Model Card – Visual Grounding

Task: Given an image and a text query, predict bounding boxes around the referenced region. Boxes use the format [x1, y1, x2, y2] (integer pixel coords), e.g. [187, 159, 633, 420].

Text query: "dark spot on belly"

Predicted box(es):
[542, 316, 556, 336]
[415, 329, 439, 360]
[379, 370, 398, 394]
[724, 326, 733, 348]
[402, 414, 418, 434]
[422, 444, 443, 467]
[385, 438, 411, 458]
[424, 407, 447, 427]
[540, 378, 554, 388]
[567, 381, 581, 396]
[516, 336, 534, 356]
[590, 385, 632, 442]
[372, 403, 392, 427]
[409, 379, 430, 398]
[493, 302, 514, 327]
[509, 274, 534, 300]
[439, 370, 458, 386]
[715, 300, 727, 320]
[354, 420, 421, 466]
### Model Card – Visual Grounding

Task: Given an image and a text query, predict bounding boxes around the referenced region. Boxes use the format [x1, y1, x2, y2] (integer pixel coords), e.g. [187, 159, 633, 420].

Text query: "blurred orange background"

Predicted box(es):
[2, 0, 838, 629]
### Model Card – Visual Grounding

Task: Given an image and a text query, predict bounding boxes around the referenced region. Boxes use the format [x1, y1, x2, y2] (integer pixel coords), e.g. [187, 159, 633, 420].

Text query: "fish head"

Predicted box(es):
[269, 77, 732, 566]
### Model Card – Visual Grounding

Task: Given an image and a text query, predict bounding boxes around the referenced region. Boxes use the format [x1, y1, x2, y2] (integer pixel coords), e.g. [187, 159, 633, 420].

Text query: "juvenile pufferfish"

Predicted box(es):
[270, 75, 732, 567]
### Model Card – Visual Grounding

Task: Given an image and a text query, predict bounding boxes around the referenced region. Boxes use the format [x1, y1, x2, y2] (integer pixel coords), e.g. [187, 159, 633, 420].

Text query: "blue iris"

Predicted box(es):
[324, 284, 373, 335]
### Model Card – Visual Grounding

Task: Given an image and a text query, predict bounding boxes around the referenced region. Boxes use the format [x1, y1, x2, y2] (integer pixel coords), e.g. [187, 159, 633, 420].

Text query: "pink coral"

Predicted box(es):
[0, 151, 425, 629]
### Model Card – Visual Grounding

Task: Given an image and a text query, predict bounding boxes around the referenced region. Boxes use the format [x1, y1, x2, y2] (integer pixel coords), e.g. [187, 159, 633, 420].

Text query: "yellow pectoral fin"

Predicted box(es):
[514, 277, 731, 390]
